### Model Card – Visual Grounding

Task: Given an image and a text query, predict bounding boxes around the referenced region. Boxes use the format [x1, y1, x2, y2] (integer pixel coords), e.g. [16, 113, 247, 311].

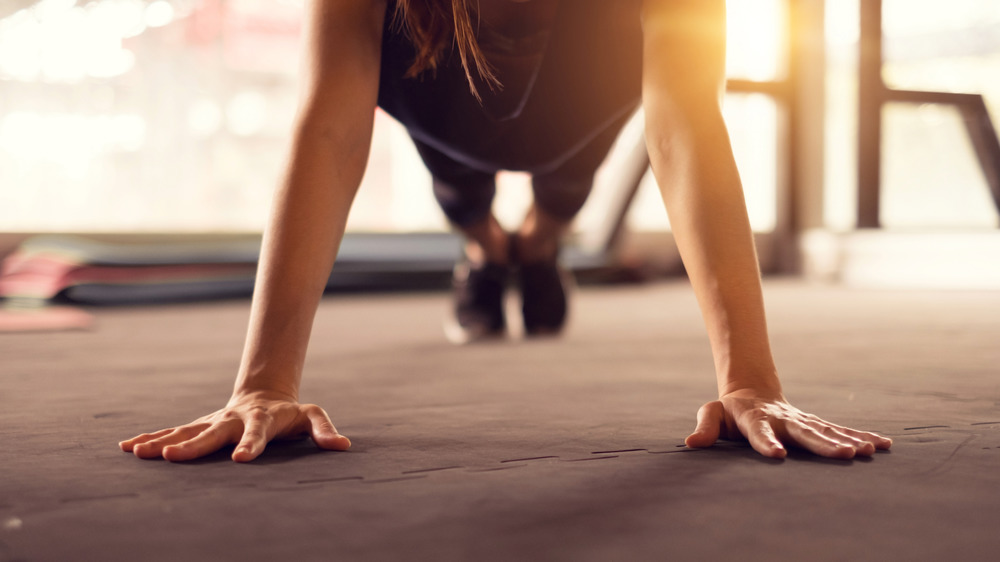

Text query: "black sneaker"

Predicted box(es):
[513, 239, 571, 337]
[444, 260, 509, 344]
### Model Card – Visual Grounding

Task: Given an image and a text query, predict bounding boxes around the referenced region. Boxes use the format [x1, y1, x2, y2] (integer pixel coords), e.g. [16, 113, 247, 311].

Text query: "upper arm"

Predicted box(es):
[296, 0, 387, 142]
[641, 0, 730, 161]
[641, 0, 727, 114]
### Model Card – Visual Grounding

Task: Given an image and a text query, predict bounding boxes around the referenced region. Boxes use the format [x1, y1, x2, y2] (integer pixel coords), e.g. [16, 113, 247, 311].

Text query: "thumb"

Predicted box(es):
[685, 400, 725, 448]
[302, 405, 351, 451]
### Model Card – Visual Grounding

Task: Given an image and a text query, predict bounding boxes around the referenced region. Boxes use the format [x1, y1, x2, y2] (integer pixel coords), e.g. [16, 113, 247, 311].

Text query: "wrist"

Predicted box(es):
[229, 386, 299, 405]
[716, 362, 782, 399]
[233, 367, 301, 402]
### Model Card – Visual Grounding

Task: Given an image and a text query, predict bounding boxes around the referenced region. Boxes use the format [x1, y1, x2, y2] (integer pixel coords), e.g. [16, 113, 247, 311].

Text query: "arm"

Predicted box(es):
[121, 0, 388, 462]
[641, 0, 890, 458]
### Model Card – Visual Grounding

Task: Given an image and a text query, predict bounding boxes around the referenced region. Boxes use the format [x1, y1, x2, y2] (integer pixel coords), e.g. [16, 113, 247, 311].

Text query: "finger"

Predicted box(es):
[817, 423, 893, 451]
[867, 432, 892, 450]
[303, 404, 351, 451]
[162, 422, 242, 462]
[784, 421, 857, 459]
[685, 401, 725, 448]
[800, 416, 891, 455]
[807, 424, 877, 457]
[232, 411, 275, 463]
[746, 419, 787, 459]
[132, 426, 205, 459]
[119, 428, 174, 452]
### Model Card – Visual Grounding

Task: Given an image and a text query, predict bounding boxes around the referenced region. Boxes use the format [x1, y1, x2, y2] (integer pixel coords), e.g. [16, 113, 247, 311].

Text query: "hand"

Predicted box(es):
[119, 390, 351, 462]
[685, 389, 892, 459]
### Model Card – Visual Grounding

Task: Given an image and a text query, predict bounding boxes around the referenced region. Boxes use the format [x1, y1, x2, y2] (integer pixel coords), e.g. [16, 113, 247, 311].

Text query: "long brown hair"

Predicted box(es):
[392, 0, 499, 101]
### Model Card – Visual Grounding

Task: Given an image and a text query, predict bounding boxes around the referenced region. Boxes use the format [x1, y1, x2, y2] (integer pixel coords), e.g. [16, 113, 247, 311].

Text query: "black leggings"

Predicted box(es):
[377, 0, 643, 228]
[412, 110, 633, 228]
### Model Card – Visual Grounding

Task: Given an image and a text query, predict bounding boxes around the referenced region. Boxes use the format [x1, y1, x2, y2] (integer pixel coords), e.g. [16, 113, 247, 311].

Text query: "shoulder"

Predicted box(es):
[303, 0, 388, 75]
[306, 0, 388, 40]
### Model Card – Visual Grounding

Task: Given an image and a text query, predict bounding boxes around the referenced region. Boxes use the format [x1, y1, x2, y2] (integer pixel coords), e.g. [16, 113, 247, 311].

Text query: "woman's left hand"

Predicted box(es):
[684, 389, 893, 459]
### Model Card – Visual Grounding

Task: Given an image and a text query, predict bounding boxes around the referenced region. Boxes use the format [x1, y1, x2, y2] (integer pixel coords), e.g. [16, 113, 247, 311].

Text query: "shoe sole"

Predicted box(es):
[443, 316, 508, 345]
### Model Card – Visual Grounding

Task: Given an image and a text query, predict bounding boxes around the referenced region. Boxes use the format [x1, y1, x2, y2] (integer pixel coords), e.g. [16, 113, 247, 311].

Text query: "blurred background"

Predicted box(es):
[0, 0, 998, 295]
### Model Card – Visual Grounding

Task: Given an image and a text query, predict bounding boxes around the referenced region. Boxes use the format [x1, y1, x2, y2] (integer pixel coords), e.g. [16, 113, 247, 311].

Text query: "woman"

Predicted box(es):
[121, 0, 892, 462]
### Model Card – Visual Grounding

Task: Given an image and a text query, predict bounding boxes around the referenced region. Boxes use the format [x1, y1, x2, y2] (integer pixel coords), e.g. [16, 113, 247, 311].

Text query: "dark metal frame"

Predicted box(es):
[858, 0, 1000, 228]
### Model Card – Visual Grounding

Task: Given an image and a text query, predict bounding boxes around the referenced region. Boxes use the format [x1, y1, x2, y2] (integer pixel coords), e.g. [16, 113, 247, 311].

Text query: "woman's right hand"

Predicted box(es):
[119, 390, 351, 462]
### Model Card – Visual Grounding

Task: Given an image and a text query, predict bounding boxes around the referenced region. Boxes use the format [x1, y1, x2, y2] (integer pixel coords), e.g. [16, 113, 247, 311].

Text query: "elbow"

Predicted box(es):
[643, 125, 681, 170]
[643, 92, 730, 163]
[642, 93, 738, 201]
[642, 98, 702, 170]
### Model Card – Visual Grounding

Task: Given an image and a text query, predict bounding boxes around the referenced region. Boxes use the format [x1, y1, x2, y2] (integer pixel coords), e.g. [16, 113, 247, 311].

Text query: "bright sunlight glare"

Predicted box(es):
[726, 0, 784, 81]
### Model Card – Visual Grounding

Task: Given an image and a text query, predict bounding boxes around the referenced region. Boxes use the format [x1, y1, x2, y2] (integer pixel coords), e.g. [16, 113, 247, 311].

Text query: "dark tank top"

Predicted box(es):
[377, 0, 644, 175]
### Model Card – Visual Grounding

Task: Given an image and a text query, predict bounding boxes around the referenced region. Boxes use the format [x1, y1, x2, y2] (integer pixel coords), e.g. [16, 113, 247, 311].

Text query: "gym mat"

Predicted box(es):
[1, 281, 997, 561]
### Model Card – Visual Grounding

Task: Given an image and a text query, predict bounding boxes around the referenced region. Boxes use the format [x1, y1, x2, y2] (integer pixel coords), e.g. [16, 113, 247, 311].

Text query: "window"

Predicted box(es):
[0, 0, 785, 234]
[824, 0, 1000, 230]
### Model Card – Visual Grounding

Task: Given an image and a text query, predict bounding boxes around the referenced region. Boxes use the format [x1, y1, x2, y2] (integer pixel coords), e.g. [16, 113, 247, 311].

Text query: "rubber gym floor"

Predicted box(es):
[2, 280, 998, 561]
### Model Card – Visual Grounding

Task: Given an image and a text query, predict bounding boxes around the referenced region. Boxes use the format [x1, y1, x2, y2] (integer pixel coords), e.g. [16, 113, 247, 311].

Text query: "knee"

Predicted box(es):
[432, 175, 497, 227]
[531, 173, 595, 221]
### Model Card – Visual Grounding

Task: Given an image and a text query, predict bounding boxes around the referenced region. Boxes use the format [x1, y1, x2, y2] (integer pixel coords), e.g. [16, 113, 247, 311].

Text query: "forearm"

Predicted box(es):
[641, 0, 780, 397]
[230, 0, 384, 400]
[645, 107, 781, 397]
[234, 119, 371, 399]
